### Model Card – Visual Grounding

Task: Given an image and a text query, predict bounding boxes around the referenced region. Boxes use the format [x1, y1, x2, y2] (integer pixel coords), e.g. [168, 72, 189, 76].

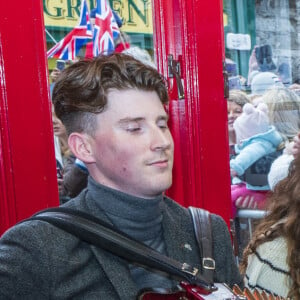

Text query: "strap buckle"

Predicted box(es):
[181, 262, 199, 276]
[202, 257, 215, 270]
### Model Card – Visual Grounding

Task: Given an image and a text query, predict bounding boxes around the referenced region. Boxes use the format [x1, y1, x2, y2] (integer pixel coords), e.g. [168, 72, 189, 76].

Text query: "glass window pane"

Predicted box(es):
[223, 0, 300, 92]
[44, 0, 154, 72]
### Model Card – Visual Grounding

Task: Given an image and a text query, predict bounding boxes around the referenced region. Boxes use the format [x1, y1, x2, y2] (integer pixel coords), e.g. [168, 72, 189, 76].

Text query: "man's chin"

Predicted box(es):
[156, 178, 173, 193]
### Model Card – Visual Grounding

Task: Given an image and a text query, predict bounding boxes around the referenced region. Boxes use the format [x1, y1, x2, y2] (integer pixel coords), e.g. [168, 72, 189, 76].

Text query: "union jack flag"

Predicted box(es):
[92, 0, 120, 56]
[47, 0, 92, 60]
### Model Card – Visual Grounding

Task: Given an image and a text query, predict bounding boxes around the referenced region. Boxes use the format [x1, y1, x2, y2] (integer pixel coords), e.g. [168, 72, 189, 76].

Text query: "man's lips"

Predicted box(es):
[147, 159, 169, 167]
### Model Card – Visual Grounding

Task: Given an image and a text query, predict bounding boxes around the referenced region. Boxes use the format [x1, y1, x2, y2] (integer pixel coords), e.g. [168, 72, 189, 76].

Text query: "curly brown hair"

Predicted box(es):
[52, 53, 169, 136]
[240, 153, 300, 299]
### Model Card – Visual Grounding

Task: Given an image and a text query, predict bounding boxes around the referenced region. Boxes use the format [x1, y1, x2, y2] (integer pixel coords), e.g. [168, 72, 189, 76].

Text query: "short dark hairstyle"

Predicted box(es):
[52, 53, 169, 135]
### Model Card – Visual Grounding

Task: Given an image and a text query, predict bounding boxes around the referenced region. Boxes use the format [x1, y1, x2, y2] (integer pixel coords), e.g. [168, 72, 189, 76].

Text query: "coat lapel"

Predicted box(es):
[83, 202, 138, 299]
[90, 245, 138, 299]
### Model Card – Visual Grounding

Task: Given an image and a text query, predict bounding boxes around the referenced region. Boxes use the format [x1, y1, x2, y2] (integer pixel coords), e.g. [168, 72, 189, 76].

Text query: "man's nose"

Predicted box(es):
[150, 127, 173, 151]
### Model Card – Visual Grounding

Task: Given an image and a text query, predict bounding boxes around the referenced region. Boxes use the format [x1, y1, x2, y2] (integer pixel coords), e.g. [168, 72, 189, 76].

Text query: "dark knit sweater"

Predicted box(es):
[87, 178, 174, 289]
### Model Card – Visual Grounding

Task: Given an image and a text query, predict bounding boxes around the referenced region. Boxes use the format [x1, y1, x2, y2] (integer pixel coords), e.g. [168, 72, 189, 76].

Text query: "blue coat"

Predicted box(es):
[230, 126, 283, 190]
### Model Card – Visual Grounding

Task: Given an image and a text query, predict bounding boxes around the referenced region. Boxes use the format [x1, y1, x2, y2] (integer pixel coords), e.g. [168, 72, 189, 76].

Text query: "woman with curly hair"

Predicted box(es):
[240, 151, 300, 299]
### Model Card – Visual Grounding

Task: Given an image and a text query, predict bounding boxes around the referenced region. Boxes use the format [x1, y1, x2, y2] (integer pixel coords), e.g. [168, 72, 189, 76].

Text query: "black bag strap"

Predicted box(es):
[188, 207, 215, 284]
[22, 207, 216, 293]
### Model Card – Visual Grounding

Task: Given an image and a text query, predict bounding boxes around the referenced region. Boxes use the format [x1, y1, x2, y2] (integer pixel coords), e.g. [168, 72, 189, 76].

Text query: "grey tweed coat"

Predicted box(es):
[0, 188, 242, 299]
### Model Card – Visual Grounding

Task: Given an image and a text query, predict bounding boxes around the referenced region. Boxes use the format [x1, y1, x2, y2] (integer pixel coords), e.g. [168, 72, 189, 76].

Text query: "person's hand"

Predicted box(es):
[292, 132, 300, 158]
[235, 191, 267, 210]
[50, 68, 62, 83]
[236, 195, 256, 209]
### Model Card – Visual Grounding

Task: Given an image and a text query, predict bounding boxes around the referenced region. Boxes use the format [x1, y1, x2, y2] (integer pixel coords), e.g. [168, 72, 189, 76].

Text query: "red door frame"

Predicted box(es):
[0, 2, 59, 234]
[0, 0, 231, 235]
[153, 0, 232, 222]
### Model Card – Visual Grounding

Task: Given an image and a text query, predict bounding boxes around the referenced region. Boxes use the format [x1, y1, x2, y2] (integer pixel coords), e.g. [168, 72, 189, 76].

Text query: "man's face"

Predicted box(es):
[87, 89, 174, 198]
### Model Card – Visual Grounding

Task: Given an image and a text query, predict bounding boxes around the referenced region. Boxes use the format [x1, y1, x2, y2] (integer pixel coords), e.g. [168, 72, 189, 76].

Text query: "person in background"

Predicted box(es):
[261, 87, 300, 190]
[52, 103, 68, 198]
[52, 105, 70, 160]
[230, 102, 283, 216]
[262, 87, 300, 145]
[227, 90, 265, 215]
[0, 53, 242, 299]
[50, 68, 62, 95]
[50, 62, 88, 203]
[52, 105, 88, 203]
[59, 155, 88, 203]
[49, 67, 64, 169]
[227, 89, 250, 148]
[249, 71, 284, 105]
[240, 151, 300, 298]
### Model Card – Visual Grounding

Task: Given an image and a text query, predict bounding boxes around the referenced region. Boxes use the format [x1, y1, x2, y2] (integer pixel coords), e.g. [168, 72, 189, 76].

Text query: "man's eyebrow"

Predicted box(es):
[118, 117, 144, 124]
[118, 115, 169, 124]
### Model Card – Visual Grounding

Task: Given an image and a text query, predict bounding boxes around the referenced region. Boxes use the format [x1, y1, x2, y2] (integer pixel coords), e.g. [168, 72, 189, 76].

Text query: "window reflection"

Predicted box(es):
[43, 0, 154, 72]
[223, 0, 300, 92]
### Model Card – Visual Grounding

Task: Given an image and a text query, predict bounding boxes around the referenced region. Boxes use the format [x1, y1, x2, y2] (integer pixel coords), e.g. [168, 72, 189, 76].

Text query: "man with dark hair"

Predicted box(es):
[0, 53, 242, 299]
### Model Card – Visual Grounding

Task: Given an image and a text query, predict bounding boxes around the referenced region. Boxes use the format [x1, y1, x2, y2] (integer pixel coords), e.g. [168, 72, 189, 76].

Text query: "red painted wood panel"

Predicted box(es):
[152, 0, 232, 223]
[0, 0, 231, 234]
[0, 2, 59, 234]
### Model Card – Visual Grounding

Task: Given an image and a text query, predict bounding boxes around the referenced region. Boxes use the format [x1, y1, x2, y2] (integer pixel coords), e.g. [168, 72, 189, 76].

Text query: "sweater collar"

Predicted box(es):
[86, 176, 164, 241]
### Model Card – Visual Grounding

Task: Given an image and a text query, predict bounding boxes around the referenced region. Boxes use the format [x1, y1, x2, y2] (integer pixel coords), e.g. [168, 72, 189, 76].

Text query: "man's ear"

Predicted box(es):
[68, 133, 95, 163]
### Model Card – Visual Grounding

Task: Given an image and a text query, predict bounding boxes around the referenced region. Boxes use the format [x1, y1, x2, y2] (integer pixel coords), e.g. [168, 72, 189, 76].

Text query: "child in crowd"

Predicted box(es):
[230, 102, 283, 216]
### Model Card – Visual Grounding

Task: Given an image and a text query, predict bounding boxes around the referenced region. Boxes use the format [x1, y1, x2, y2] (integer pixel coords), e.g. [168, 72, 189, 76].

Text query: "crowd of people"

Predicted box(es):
[226, 44, 300, 297]
[0, 32, 300, 298]
[227, 45, 300, 217]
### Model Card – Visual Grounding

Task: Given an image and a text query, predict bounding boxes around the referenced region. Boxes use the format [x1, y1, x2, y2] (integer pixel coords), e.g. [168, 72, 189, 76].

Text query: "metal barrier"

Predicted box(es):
[231, 209, 267, 263]
[236, 209, 267, 237]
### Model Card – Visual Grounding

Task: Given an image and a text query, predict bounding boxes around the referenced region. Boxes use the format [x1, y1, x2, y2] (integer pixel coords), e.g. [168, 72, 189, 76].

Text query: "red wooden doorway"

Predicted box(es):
[0, 0, 231, 235]
[153, 0, 231, 222]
